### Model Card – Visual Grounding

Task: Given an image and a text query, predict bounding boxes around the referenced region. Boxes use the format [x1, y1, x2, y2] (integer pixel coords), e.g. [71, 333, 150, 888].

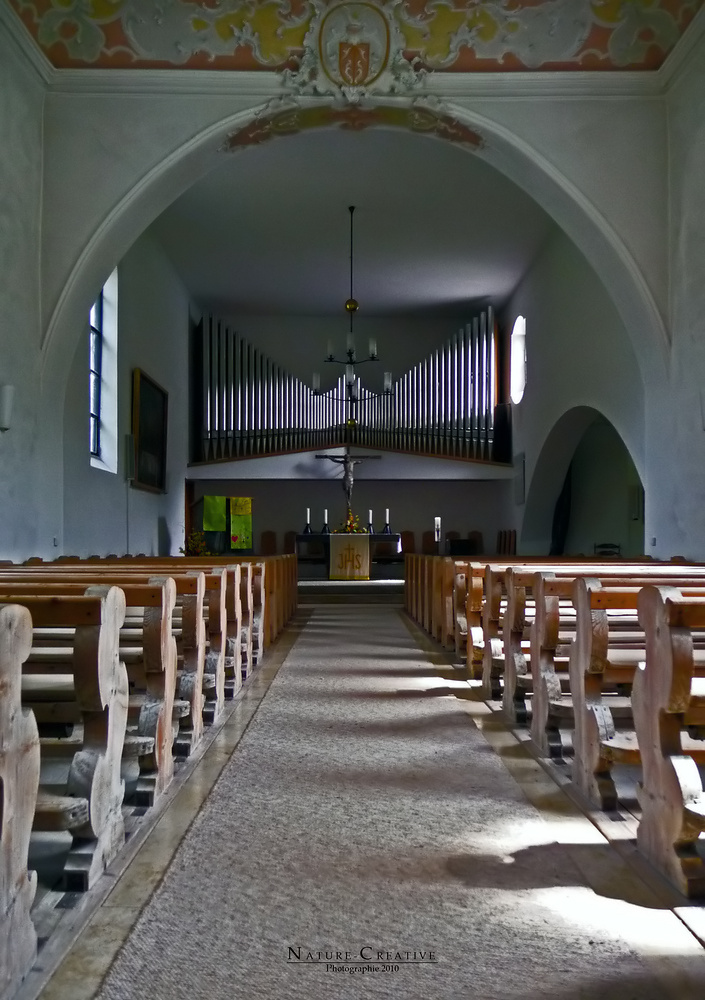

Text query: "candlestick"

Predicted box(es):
[367, 508, 373, 534]
[434, 516, 441, 543]
[383, 507, 391, 534]
[303, 506, 312, 534]
[322, 508, 330, 534]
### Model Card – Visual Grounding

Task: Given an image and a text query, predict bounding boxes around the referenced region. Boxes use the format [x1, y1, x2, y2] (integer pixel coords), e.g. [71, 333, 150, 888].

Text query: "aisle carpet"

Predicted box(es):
[94, 606, 703, 999]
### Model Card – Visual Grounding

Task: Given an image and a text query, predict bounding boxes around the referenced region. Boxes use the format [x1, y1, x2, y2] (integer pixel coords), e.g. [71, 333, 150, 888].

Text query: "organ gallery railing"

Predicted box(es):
[194, 308, 510, 464]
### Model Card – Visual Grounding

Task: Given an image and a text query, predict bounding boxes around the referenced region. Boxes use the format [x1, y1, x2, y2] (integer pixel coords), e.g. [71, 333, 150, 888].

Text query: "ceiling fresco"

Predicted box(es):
[8, 0, 704, 72]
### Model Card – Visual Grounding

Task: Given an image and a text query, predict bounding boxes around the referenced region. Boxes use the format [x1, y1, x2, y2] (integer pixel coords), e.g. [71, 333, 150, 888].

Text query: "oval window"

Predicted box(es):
[510, 315, 526, 405]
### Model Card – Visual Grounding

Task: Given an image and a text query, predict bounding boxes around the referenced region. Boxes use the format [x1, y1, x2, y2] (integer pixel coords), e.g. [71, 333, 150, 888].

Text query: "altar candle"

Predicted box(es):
[306, 507, 311, 523]
[368, 509, 373, 524]
[385, 508, 390, 523]
[324, 509, 328, 524]
[434, 516, 441, 542]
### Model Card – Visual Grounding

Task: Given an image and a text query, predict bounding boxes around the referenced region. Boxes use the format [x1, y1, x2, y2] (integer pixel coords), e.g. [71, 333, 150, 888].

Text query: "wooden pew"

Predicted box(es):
[0, 604, 40, 998]
[7, 587, 128, 890]
[482, 562, 705, 722]
[528, 568, 705, 760]
[0, 568, 208, 759]
[5, 578, 178, 806]
[634, 586, 705, 898]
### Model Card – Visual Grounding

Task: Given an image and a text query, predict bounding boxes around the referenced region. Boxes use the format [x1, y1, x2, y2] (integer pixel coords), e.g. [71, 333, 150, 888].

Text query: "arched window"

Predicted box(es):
[89, 268, 118, 472]
[510, 315, 526, 405]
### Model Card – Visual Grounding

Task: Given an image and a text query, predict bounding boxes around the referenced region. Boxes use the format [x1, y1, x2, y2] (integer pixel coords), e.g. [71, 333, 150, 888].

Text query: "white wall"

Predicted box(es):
[63, 231, 190, 556]
[191, 477, 513, 555]
[643, 44, 705, 558]
[0, 28, 44, 558]
[503, 227, 645, 553]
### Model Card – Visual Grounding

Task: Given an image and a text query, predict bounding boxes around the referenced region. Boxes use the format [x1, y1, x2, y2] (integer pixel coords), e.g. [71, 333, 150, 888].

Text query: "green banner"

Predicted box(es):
[230, 497, 252, 549]
[203, 495, 227, 531]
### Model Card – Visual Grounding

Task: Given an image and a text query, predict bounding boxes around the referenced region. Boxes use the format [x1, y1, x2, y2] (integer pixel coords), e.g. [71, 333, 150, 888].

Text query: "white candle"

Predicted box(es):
[434, 516, 441, 541]
[368, 509, 373, 524]
[306, 507, 310, 523]
[324, 509, 328, 524]
[369, 337, 377, 358]
[385, 508, 390, 523]
[347, 332, 355, 354]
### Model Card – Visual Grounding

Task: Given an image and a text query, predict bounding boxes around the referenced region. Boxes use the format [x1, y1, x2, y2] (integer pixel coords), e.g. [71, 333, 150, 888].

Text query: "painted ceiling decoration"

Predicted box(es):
[222, 102, 485, 150]
[9, 0, 703, 72]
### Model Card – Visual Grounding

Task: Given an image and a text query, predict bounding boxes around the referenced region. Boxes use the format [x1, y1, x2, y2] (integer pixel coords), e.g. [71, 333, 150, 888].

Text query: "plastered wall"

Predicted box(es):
[62, 231, 190, 556]
[0, 28, 44, 558]
[503, 228, 645, 554]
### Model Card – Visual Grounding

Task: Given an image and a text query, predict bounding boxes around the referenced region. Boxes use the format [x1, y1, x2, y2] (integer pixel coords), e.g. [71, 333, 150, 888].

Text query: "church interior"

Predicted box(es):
[3, 1, 705, 997]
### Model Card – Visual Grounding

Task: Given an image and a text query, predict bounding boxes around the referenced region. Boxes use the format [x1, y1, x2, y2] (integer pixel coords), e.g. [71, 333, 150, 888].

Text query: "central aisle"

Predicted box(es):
[90, 606, 702, 999]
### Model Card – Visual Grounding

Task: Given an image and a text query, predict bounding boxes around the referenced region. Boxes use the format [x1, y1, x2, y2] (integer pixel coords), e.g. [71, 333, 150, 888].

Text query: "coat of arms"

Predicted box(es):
[283, 0, 423, 102]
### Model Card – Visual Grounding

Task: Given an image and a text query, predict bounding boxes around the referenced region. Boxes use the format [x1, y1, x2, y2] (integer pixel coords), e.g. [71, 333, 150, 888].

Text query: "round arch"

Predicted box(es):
[36, 93, 666, 549]
[520, 405, 644, 555]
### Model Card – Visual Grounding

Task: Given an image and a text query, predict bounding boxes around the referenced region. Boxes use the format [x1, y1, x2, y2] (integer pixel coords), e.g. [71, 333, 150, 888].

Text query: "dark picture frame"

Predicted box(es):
[131, 368, 168, 493]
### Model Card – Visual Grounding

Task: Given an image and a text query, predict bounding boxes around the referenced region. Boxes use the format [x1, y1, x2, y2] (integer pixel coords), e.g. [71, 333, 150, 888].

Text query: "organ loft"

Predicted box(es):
[2, 2, 705, 998]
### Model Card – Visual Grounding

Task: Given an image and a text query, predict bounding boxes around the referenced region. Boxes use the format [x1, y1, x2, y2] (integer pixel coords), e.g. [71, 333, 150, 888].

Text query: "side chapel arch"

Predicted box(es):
[521, 405, 645, 556]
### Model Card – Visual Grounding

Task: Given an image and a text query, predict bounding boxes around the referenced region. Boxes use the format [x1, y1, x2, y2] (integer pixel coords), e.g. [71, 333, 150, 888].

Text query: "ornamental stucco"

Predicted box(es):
[8, 0, 703, 71]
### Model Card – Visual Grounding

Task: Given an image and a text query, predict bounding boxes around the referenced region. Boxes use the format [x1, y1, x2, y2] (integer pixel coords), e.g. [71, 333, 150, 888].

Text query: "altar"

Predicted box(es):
[296, 533, 402, 581]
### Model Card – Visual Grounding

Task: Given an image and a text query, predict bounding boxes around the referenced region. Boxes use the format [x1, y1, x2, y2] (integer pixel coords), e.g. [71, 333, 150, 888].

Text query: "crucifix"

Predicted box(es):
[315, 448, 381, 510]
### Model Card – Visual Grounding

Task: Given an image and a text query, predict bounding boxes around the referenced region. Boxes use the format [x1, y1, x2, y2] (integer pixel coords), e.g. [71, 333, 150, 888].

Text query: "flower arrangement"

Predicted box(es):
[332, 509, 367, 533]
[180, 530, 212, 556]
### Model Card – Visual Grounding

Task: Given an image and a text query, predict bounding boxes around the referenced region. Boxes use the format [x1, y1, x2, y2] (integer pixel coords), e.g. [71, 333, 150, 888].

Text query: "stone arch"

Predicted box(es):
[37, 94, 665, 549]
[42, 97, 667, 385]
[520, 406, 645, 555]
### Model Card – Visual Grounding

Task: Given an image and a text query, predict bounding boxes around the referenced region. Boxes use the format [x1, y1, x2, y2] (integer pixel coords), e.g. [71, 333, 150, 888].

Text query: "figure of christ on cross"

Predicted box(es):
[315, 448, 381, 511]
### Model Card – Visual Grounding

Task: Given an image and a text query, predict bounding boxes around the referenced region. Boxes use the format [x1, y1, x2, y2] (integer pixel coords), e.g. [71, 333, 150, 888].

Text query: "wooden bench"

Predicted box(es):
[5, 587, 129, 890]
[0, 603, 40, 998]
[481, 562, 705, 721]
[0, 568, 209, 759]
[4, 578, 180, 805]
[528, 568, 705, 760]
[633, 586, 705, 897]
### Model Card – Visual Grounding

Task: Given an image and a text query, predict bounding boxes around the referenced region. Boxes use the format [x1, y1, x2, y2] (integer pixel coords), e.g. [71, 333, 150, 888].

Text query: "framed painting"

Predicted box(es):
[131, 368, 168, 493]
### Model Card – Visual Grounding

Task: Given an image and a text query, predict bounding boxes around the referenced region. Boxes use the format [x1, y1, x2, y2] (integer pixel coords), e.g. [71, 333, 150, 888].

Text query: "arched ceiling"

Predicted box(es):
[8, 0, 703, 72]
[148, 127, 555, 318]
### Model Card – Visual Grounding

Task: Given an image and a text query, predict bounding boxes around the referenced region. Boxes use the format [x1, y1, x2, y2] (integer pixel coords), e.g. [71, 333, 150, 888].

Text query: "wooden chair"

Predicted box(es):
[260, 530, 277, 556]
[467, 530, 484, 555]
[400, 530, 415, 554]
[594, 542, 621, 557]
[421, 530, 437, 555]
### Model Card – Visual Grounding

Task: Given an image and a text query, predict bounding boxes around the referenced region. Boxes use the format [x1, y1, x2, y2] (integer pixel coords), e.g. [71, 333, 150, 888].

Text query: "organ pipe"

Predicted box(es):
[197, 306, 507, 463]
